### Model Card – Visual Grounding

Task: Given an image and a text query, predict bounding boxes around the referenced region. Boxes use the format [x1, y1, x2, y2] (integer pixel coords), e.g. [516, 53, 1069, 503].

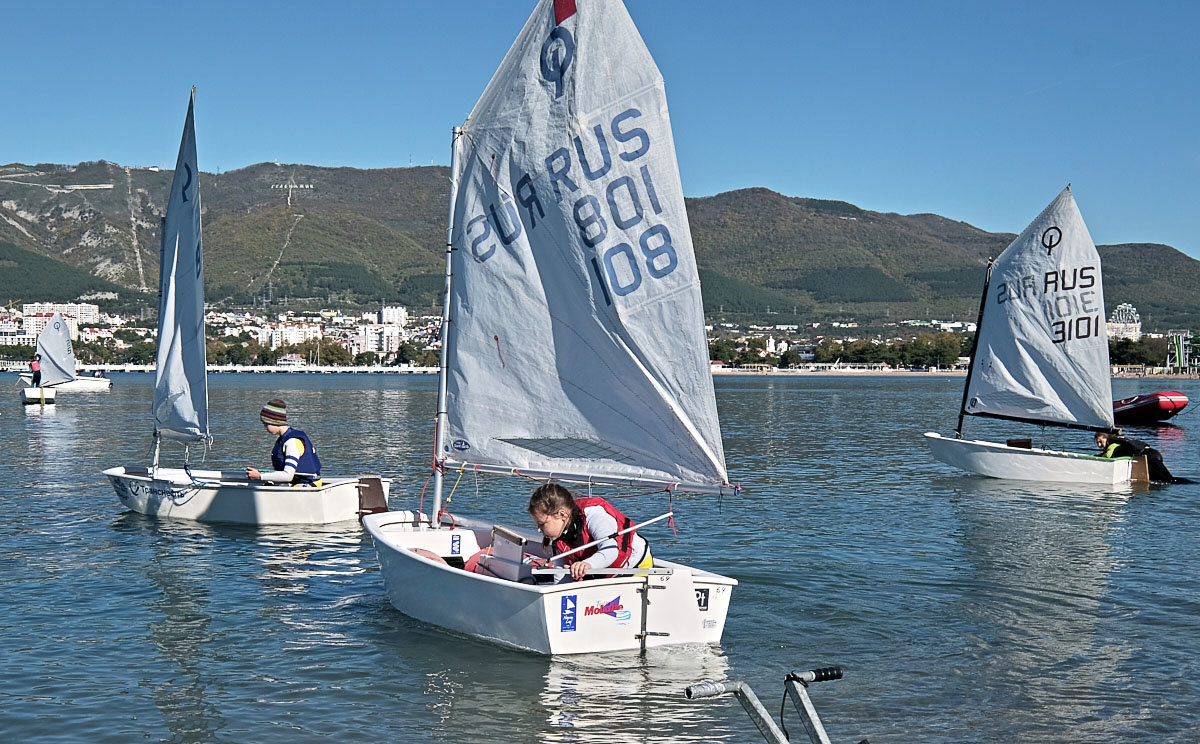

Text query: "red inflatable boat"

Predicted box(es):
[1112, 391, 1189, 425]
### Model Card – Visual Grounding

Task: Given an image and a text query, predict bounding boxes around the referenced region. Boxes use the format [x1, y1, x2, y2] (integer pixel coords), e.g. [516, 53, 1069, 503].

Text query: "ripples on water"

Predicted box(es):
[2, 373, 1198, 742]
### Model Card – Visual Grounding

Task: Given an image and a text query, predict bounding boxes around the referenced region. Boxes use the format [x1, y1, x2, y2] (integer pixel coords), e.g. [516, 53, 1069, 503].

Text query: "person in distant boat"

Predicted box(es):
[29, 354, 41, 387]
[528, 483, 652, 581]
[1094, 431, 1184, 483]
[245, 398, 323, 486]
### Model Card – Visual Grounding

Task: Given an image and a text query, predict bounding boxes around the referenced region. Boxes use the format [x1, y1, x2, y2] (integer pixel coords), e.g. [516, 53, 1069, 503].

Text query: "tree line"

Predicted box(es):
[709, 333, 1173, 369]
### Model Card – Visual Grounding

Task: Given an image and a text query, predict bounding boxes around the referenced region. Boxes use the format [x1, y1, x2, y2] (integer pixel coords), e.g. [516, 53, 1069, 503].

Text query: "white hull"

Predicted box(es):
[924, 432, 1132, 484]
[104, 466, 390, 525]
[21, 387, 56, 404]
[363, 512, 736, 655]
[20, 373, 112, 391]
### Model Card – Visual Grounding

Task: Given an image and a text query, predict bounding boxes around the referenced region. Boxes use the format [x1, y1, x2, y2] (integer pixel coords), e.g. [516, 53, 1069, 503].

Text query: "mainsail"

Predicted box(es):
[442, 0, 727, 491]
[35, 313, 76, 387]
[153, 89, 210, 444]
[963, 187, 1113, 430]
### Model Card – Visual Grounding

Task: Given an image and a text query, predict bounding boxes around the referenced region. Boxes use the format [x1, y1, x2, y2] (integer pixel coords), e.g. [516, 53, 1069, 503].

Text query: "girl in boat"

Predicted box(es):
[528, 484, 653, 581]
[29, 354, 41, 387]
[1094, 431, 1187, 483]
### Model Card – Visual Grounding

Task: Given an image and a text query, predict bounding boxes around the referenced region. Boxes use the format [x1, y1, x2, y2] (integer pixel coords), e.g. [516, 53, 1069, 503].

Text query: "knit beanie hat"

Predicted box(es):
[260, 399, 287, 425]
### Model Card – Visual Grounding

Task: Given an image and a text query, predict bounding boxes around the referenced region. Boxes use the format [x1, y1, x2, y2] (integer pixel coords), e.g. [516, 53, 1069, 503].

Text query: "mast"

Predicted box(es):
[429, 126, 463, 527]
[956, 259, 993, 438]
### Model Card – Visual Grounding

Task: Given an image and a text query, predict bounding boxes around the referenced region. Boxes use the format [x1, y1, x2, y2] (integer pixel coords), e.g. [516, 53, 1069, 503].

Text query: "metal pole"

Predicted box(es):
[956, 258, 994, 438]
[684, 681, 788, 743]
[784, 679, 833, 744]
[429, 126, 463, 527]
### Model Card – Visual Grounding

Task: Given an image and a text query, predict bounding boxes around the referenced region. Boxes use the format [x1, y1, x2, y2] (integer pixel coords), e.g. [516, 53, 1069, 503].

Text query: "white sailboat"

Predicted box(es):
[20, 313, 72, 404]
[104, 90, 389, 525]
[19, 313, 112, 393]
[924, 186, 1139, 484]
[363, 0, 738, 655]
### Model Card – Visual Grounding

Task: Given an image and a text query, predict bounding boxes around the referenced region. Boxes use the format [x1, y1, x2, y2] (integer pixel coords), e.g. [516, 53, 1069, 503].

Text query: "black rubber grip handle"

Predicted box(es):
[789, 666, 844, 683]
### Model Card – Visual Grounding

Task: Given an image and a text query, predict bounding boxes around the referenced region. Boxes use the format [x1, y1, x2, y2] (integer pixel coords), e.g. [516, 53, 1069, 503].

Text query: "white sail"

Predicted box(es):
[964, 187, 1113, 430]
[442, 0, 727, 490]
[35, 313, 77, 387]
[153, 89, 210, 444]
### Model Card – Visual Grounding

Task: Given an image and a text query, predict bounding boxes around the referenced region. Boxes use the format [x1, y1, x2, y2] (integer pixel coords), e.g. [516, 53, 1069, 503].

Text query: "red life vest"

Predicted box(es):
[552, 497, 636, 569]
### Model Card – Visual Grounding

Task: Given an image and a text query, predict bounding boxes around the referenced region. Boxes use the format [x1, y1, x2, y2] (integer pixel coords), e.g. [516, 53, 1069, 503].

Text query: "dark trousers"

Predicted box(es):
[31, 371, 41, 387]
[1146, 448, 1175, 482]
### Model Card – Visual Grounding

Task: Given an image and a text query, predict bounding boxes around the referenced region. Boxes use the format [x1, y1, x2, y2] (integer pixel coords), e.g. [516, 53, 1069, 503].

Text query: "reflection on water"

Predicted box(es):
[948, 480, 1138, 739]
[1, 374, 1199, 742]
[416, 641, 738, 742]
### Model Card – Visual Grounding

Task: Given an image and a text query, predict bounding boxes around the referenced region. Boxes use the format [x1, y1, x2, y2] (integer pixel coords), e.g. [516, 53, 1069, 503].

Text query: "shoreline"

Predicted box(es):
[3, 363, 1197, 380]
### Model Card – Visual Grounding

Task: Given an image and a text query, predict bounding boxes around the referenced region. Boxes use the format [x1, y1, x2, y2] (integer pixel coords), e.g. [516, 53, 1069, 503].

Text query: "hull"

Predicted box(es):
[1113, 392, 1188, 425]
[924, 432, 1133, 484]
[21, 387, 56, 404]
[20, 373, 112, 391]
[363, 512, 736, 655]
[104, 466, 390, 525]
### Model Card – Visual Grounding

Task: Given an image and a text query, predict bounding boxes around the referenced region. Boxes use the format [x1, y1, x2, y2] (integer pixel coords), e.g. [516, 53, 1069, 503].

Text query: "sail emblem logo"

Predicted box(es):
[452, 439, 471, 452]
[1042, 226, 1062, 256]
[561, 595, 577, 632]
[540, 26, 575, 99]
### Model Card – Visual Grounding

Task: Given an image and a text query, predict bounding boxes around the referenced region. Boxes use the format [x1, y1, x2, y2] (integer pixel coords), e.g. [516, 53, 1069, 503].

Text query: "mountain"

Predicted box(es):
[1, 162, 1197, 328]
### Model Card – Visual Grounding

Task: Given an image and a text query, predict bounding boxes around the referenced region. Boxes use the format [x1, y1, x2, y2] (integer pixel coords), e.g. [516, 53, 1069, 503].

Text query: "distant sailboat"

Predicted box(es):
[19, 313, 111, 392]
[20, 313, 73, 405]
[363, 0, 738, 654]
[925, 187, 1142, 484]
[103, 89, 389, 524]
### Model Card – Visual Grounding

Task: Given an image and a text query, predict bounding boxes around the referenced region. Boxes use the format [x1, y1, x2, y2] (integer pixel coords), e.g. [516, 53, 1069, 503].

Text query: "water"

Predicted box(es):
[3, 373, 1199, 743]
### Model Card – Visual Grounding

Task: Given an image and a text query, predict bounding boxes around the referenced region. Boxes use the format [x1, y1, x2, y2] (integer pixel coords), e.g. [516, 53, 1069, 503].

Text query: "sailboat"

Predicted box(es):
[103, 90, 389, 525]
[363, 0, 738, 655]
[924, 186, 1141, 484]
[20, 313, 71, 404]
[19, 313, 112, 393]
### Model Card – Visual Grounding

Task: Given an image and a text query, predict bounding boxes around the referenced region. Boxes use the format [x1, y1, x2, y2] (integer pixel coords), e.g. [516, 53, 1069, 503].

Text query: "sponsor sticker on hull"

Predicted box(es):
[561, 595, 577, 632]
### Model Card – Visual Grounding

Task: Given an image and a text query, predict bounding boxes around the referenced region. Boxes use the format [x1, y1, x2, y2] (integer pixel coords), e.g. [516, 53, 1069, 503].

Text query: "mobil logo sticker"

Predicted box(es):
[450, 533, 461, 555]
[561, 595, 577, 632]
[583, 596, 630, 625]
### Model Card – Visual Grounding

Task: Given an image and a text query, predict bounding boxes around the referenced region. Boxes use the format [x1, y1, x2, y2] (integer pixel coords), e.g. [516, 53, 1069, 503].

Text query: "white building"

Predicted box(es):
[268, 322, 323, 349]
[381, 305, 409, 327]
[23, 302, 99, 324]
[350, 324, 404, 356]
[23, 312, 80, 340]
[1107, 303, 1141, 342]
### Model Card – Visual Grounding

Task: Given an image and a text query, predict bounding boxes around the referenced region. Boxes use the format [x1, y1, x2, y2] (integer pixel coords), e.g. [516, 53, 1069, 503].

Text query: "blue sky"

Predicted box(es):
[3, 1, 1196, 258]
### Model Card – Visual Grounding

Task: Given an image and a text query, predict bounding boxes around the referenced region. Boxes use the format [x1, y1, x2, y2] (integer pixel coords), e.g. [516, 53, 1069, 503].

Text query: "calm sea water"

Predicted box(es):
[2, 372, 1198, 743]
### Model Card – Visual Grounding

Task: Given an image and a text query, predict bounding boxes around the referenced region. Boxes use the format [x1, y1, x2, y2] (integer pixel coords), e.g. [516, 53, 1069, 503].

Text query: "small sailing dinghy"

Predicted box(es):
[20, 313, 75, 404]
[104, 90, 389, 525]
[19, 313, 111, 394]
[924, 187, 1141, 485]
[363, 0, 738, 655]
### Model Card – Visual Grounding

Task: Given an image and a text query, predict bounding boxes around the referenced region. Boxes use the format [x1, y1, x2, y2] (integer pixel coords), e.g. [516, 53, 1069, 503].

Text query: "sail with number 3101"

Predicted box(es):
[925, 186, 1142, 485]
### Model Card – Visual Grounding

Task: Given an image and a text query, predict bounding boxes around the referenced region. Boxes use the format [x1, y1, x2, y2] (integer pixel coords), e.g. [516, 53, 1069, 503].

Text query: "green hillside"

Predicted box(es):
[1, 162, 1197, 327]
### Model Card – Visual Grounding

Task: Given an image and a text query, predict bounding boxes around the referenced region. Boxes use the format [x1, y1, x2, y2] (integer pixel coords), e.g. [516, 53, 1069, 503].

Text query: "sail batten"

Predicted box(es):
[440, 0, 728, 491]
[963, 187, 1114, 431]
[153, 90, 210, 445]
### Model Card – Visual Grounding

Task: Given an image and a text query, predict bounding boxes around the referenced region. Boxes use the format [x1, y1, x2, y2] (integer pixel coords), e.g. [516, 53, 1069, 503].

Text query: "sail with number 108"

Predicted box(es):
[442, 0, 728, 492]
